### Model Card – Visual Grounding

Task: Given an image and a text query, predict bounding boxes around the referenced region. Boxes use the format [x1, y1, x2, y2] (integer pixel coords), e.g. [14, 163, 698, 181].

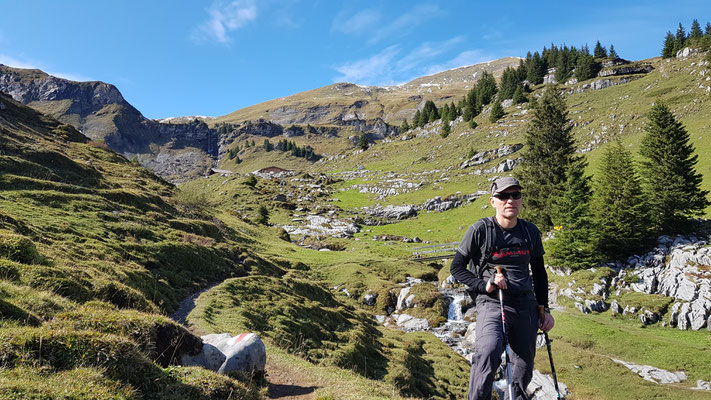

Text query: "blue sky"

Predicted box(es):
[1, 1, 709, 119]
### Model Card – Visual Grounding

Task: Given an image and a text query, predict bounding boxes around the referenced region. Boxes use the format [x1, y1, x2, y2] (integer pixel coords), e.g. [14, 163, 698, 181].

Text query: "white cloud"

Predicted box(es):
[333, 45, 401, 85]
[333, 9, 381, 35]
[333, 36, 471, 86]
[193, 0, 257, 44]
[0, 54, 93, 82]
[395, 36, 465, 73]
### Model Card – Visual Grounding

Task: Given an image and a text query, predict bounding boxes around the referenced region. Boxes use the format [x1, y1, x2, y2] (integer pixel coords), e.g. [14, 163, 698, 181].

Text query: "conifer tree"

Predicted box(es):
[662, 31, 675, 58]
[516, 87, 578, 229]
[593, 40, 607, 58]
[674, 23, 687, 54]
[554, 50, 571, 83]
[413, 110, 423, 128]
[548, 157, 598, 269]
[477, 71, 498, 106]
[400, 119, 410, 133]
[591, 141, 649, 259]
[489, 100, 504, 123]
[690, 19, 703, 40]
[608, 44, 619, 59]
[440, 117, 451, 138]
[574, 54, 600, 81]
[706, 22, 711, 36]
[358, 133, 368, 150]
[639, 103, 710, 233]
[512, 85, 526, 104]
[526, 52, 544, 85]
[498, 67, 519, 99]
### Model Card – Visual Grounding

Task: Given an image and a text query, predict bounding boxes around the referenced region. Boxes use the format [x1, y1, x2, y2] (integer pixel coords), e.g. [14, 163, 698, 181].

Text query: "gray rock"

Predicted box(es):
[501, 99, 513, 108]
[363, 292, 377, 306]
[272, 194, 287, 202]
[397, 287, 411, 310]
[395, 313, 430, 331]
[692, 379, 711, 390]
[611, 358, 686, 384]
[575, 302, 591, 314]
[597, 64, 653, 77]
[639, 310, 660, 325]
[611, 300, 622, 314]
[676, 47, 700, 58]
[528, 370, 569, 399]
[690, 299, 709, 330]
[585, 299, 607, 313]
[181, 333, 266, 374]
[180, 342, 226, 372]
[678, 303, 691, 330]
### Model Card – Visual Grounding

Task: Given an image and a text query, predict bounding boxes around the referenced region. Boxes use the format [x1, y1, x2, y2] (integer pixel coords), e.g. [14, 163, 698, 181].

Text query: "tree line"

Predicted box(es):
[517, 87, 709, 269]
[400, 40, 619, 137]
[662, 19, 711, 58]
[263, 139, 318, 161]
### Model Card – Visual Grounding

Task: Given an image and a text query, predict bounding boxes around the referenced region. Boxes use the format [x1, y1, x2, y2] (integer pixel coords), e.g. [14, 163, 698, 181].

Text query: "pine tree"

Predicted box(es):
[574, 54, 600, 81]
[593, 40, 607, 58]
[526, 52, 544, 85]
[476, 71, 498, 106]
[512, 85, 526, 104]
[608, 44, 619, 59]
[548, 157, 599, 270]
[705, 22, 711, 36]
[554, 50, 571, 83]
[516, 87, 578, 229]
[440, 117, 451, 138]
[413, 110, 423, 128]
[263, 139, 273, 151]
[690, 19, 703, 40]
[498, 67, 519, 99]
[469, 119, 478, 129]
[489, 100, 504, 123]
[674, 23, 687, 54]
[639, 103, 710, 233]
[591, 141, 649, 259]
[358, 133, 368, 150]
[662, 31, 675, 58]
[400, 119, 410, 133]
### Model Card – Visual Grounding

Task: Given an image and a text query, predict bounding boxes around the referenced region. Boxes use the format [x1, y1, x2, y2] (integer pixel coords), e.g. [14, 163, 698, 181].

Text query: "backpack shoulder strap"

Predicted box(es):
[476, 217, 496, 277]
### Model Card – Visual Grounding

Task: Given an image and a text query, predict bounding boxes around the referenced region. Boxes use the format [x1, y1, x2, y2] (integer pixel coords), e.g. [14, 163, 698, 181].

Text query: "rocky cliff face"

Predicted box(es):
[0, 64, 218, 183]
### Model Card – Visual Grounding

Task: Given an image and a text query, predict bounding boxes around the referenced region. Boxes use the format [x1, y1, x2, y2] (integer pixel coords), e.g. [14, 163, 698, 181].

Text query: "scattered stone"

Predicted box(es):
[611, 358, 686, 384]
[692, 380, 711, 391]
[363, 292, 377, 306]
[575, 302, 591, 314]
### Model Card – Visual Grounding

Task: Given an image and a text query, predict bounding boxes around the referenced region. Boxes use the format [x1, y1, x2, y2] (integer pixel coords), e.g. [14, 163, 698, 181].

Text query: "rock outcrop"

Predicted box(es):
[181, 332, 267, 375]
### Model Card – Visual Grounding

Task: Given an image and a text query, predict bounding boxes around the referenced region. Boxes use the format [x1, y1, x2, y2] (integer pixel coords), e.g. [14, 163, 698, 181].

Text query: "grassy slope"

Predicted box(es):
[0, 93, 271, 398]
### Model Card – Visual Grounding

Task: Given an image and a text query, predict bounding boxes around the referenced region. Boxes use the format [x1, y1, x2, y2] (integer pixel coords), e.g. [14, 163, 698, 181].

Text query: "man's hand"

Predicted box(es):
[485, 271, 507, 293]
[538, 305, 555, 332]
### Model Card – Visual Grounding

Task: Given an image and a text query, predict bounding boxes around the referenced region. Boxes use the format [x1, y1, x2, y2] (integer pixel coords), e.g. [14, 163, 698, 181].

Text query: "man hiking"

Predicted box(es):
[450, 177, 554, 400]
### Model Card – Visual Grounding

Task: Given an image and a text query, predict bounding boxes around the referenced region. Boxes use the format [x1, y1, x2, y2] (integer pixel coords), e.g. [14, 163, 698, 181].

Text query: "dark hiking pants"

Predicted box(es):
[468, 298, 538, 400]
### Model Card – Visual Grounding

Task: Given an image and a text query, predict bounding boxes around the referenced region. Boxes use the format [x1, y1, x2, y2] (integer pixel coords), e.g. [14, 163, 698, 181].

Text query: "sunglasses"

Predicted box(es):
[493, 192, 522, 200]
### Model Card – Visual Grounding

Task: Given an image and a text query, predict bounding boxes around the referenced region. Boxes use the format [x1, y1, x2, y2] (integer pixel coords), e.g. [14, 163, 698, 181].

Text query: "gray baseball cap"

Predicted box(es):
[490, 177, 523, 195]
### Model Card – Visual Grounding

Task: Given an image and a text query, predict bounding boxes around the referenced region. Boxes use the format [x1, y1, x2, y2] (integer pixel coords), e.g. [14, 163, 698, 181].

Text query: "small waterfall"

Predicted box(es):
[447, 292, 466, 321]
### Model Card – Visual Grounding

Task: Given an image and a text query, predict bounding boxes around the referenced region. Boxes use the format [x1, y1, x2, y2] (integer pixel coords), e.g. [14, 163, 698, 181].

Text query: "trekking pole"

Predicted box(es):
[538, 307, 562, 399]
[495, 266, 514, 400]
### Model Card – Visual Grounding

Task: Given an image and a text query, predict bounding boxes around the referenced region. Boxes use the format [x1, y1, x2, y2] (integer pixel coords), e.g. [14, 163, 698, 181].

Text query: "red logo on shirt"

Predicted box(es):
[492, 249, 530, 258]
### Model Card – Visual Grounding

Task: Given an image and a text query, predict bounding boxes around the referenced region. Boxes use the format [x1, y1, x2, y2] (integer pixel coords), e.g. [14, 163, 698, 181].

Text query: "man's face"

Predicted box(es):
[489, 187, 522, 219]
